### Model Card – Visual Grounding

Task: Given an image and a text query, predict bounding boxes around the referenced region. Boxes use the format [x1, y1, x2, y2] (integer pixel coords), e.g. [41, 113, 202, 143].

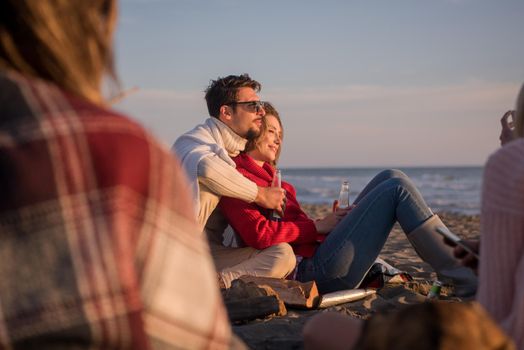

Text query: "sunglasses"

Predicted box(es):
[226, 100, 266, 113]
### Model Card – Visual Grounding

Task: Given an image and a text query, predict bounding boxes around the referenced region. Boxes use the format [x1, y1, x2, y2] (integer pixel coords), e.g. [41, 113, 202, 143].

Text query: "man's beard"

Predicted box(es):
[245, 127, 261, 141]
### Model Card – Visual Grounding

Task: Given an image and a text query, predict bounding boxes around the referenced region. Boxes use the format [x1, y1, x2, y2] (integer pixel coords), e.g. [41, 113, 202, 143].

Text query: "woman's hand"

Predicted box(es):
[444, 238, 480, 275]
[499, 110, 516, 146]
[315, 205, 353, 234]
[334, 205, 354, 218]
[303, 312, 364, 350]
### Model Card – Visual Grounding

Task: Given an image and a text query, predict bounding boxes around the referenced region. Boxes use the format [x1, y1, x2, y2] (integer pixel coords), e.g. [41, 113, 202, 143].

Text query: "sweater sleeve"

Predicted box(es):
[197, 153, 258, 202]
[477, 140, 524, 349]
[219, 183, 319, 250]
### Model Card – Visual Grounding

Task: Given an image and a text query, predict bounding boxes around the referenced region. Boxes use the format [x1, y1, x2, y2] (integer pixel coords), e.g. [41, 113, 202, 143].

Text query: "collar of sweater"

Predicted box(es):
[234, 153, 275, 183]
[207, 117, 248, 157]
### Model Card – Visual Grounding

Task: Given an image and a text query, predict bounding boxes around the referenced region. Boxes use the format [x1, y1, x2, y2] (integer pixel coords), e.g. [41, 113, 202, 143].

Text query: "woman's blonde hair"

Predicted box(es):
[515, 84, 524, 138]
[0, 0, 118, 104]
[245, 102, 283, 166]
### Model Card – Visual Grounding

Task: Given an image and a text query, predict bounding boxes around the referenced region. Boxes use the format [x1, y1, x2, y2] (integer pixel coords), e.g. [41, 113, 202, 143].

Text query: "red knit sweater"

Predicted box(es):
[219, 154, 322, 257]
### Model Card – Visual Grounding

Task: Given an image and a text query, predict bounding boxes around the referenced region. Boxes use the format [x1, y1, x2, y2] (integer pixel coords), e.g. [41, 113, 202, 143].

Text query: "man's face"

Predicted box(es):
[220, 87, 265, 139]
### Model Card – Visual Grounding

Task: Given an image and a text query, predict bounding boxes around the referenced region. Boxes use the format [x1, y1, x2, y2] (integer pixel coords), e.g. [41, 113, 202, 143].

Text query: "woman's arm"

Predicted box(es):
[477, 140, 524, 348]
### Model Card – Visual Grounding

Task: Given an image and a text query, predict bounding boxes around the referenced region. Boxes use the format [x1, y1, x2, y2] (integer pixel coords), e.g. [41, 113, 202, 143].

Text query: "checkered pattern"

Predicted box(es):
[0, 71, 231, 349]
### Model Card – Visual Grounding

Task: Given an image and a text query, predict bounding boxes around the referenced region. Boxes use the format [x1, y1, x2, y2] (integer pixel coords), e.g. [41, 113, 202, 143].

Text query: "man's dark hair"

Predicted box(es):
[204, 74, 261, 118]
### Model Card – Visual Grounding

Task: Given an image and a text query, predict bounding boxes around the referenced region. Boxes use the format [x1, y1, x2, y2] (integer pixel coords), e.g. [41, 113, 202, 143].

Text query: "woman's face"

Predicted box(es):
[249, 114, 282, 164]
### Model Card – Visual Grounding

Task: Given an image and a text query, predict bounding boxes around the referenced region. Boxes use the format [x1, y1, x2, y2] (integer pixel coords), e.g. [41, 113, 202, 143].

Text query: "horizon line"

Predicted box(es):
[279, 164, 484, 170]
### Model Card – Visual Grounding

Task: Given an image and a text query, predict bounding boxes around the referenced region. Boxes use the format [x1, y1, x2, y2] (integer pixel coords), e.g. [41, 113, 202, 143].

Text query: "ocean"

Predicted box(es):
[281, 166, 483, 216]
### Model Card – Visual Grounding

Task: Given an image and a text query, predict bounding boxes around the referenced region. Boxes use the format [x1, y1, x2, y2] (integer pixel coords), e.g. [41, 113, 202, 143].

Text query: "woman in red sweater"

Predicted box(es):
[219, 103, 477, 296]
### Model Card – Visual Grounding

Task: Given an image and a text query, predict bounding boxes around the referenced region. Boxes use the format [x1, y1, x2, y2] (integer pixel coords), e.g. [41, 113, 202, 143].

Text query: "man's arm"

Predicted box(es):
[198, 154, 285, 210]
[219, 190, 319, 250]
[254, 186, 286, 212]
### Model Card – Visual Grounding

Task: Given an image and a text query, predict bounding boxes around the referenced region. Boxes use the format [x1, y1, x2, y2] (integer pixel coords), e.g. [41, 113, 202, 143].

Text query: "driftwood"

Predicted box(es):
[238, 276, 320, 309]
[222, 279, 287, 323]
[225, 295, 284, 323]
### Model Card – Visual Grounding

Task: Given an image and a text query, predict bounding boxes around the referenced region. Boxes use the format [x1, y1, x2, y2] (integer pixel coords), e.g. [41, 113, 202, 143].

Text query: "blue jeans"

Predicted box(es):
[296, 169, 434, 293]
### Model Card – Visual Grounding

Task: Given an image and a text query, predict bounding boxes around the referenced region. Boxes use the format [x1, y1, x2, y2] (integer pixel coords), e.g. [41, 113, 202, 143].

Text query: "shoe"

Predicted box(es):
[407, 215, 478, 297]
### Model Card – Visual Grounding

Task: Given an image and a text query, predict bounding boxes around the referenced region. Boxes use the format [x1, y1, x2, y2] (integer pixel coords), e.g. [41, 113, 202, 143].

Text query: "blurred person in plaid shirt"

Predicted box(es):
[0, 1, 237, 348]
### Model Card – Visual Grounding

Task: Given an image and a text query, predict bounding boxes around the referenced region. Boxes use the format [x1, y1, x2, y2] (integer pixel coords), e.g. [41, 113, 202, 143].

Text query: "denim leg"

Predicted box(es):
[297, 174, 434, 293]
[353, 169, 408, 204]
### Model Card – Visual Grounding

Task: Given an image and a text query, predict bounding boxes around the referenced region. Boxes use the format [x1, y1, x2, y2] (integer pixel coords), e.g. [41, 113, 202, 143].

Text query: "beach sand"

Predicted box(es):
[233, 204, 480, 349]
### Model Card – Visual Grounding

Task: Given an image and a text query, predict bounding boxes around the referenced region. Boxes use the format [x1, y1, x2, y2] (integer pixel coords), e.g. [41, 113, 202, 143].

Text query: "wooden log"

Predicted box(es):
[225, 278, 275, 299]
[222, 279, 287, 323]
[225, 295, 284, 323]
[237, 276, 320, 309]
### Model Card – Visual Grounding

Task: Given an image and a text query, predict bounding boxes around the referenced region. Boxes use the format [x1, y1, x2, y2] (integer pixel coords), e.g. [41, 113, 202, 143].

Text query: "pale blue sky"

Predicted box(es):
[114, 0, 524, 167]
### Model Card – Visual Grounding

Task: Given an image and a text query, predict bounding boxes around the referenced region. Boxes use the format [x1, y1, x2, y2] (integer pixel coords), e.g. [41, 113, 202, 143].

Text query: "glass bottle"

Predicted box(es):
[270, 170, 282, 221]
[337, 180, 350, 209]
[426, 280, 442, 300]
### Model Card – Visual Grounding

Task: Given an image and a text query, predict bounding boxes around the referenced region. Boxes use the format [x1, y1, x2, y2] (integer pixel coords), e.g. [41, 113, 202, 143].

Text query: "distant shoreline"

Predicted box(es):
[281, 165, 484, 171]
[288, 167, 483, 216]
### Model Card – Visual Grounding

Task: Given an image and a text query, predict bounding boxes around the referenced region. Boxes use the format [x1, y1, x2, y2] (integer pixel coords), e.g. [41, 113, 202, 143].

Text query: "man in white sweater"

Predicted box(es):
[173, 74, 296, 287]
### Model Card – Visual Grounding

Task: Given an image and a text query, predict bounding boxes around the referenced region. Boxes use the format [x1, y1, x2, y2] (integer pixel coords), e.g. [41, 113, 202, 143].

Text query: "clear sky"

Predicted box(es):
[114, 0, 524, 167]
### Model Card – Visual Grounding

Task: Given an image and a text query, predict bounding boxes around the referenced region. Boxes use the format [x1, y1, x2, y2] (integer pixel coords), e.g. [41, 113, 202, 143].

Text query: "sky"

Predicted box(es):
[114, 0, 524, 167]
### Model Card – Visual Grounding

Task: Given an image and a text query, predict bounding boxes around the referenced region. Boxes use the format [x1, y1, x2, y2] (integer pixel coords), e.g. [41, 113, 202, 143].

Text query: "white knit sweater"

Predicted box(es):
[172, 118, 257, 224]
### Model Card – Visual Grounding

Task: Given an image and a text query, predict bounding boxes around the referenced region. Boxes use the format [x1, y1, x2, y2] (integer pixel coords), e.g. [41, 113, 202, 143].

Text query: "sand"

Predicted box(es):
[233, 204, 480, 349]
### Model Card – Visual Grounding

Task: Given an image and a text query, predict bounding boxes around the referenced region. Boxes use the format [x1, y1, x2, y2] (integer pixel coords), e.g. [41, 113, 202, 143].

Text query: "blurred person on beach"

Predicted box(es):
[302, 85, 524, 350]
[218, 103, 477, 297]
[172, 74, 295, 288]
[303, 301, 515, 350]
[0, 1, 234, 348]
[447, 84, 524, 349]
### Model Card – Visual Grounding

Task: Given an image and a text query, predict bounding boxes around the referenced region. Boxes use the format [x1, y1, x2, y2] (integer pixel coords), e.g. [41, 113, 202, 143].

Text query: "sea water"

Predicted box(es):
[282, 166, 483, 215]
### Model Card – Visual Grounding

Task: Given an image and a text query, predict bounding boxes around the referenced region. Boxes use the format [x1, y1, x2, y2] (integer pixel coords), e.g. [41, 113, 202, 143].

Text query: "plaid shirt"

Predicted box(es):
[0, 71, 232, 349]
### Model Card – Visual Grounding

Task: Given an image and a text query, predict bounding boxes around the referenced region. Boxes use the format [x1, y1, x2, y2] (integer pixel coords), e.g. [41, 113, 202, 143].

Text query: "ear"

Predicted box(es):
[218, 105, 232, 123]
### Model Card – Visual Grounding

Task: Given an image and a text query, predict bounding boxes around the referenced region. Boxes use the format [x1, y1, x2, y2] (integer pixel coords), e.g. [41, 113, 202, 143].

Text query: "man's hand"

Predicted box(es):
[255, 186, 286, 214]
[444, 238, 480, 275]
[499, 110, 516, 146]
